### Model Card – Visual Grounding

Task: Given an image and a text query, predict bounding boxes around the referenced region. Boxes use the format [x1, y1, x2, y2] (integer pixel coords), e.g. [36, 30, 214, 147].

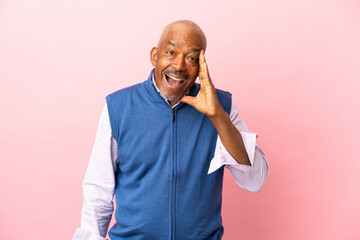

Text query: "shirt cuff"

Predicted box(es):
[208, 131, 258, 174]
[73, 228, 108, 240]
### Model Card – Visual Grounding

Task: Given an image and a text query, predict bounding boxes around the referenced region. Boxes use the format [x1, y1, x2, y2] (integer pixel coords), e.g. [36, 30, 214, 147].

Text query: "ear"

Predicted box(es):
[150, 47, 158, 67]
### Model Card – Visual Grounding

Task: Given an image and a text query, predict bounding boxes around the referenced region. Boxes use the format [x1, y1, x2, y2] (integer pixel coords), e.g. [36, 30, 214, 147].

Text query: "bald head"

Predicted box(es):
[157, 20, 207, 51]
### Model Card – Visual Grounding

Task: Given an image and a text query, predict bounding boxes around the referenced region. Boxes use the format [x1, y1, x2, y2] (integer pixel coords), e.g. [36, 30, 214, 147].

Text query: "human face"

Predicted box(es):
[150, 28, 205, 106]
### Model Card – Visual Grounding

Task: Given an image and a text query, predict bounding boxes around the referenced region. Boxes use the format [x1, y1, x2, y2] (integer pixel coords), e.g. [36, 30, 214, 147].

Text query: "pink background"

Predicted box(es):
[1, 0, 359, 239]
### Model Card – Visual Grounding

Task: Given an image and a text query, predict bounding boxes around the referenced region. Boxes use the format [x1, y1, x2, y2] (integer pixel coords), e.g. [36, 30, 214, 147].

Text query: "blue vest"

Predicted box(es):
[106, 69, 232, 240]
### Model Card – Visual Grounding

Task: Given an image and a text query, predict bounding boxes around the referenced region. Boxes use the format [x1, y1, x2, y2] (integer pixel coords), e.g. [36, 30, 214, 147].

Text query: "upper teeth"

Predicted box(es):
[167, 75, 184, 81]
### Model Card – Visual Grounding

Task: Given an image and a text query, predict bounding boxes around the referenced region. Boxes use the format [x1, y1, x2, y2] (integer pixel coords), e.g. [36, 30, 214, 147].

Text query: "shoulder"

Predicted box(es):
[214, 87, 232, 102]
[215, 87, 232, 114]
[215, 88, 232, 98]
[106, 81, 145, 101]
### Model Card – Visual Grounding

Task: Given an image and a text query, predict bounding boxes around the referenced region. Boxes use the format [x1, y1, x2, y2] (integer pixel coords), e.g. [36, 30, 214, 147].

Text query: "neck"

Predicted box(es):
[168, 100, 177, 107]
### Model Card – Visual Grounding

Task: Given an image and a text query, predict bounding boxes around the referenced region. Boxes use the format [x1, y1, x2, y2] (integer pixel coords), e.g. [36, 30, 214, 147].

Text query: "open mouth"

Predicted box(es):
[165, 74, 186, 88]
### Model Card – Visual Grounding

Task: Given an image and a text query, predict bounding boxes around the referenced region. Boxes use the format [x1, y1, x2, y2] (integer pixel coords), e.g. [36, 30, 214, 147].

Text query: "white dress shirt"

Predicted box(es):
[73, 80, 269, 240]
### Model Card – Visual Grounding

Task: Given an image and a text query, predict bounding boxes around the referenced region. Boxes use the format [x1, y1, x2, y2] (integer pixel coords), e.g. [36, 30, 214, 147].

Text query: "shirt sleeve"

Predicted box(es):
[73, 104, 118, 240]
[208, 104, 269, 193]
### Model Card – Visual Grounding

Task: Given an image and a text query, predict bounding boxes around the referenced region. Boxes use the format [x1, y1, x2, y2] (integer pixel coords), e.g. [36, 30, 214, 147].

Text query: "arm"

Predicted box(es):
[209, 104, 269, 192]
[180, 50, 251, 165]
[208, 106, 251, 165]
[73, 104, 118, 240]
[180, 50, 268, 192]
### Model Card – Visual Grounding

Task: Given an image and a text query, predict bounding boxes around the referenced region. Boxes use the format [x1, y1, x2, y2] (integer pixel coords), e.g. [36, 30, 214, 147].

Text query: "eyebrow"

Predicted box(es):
[167, 41, 201, 52]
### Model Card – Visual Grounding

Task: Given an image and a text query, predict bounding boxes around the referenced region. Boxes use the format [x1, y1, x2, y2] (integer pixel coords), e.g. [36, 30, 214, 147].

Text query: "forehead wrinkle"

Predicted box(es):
[166, 40, 201, 54]
[168, 41, 178, 47]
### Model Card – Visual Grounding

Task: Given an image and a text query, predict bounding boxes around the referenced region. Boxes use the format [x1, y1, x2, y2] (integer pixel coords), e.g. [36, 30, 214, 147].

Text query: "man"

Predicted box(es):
[73, 20, 269, 240]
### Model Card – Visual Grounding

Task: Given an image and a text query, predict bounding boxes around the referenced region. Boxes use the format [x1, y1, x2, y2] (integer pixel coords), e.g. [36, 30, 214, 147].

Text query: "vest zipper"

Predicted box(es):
[171, 107, 176, 240]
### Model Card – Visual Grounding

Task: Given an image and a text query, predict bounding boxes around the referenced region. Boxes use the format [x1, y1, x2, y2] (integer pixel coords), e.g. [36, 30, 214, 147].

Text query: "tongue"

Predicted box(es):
[166, 76, 184, 87]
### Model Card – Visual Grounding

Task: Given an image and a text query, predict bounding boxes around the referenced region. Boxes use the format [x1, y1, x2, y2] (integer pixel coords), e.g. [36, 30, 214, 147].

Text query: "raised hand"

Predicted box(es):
[179, 50, 224, 118]
[180, 51, 251, 165]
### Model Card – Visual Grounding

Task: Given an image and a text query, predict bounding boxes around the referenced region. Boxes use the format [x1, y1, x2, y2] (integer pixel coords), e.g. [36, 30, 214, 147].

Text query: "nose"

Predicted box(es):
[173, 55, 186, 72]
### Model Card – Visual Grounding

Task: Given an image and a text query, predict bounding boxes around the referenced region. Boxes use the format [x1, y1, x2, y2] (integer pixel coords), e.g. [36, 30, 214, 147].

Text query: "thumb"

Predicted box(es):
[179, 95, 195, 107]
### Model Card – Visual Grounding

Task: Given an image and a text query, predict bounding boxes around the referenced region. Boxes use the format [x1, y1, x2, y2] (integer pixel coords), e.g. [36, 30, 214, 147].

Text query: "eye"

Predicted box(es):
[188, 56, 198, 62]
[167, 50, 175, 55]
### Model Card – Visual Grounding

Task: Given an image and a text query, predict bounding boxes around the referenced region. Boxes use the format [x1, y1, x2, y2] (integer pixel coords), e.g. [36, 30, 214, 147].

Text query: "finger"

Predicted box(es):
[200, 50, 205, 64]
[199, 50, 207, 85]
[199, 51, 213, 86]
[199, 49, 204, 62]
[179, 95, 196, 107]
[198, 50, 204, 81]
